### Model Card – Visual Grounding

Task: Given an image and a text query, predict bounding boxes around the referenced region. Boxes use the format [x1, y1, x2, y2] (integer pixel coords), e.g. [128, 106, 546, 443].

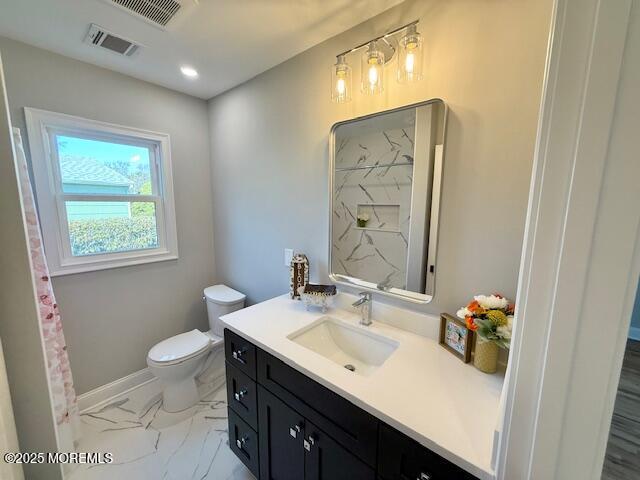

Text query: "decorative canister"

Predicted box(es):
[289, 253, 309, 300]
[473, 336, 499, 374]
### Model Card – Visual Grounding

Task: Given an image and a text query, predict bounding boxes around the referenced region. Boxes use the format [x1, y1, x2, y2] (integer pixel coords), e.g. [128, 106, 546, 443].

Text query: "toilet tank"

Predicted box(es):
[203, 285, 246, 338]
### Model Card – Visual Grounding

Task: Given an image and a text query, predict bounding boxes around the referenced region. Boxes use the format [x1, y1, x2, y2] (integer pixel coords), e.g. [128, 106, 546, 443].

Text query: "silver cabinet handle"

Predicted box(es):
[418, 473, 432, 480]
[236, 436, 248, 449]
[303, 435, 316, 451]
[234, 389, 247, 401]
[289, 423, 302, 438]
[232, 348, 247, 363]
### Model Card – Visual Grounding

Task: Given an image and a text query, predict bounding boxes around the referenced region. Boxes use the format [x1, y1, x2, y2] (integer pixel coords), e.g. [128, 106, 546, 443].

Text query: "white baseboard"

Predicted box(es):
[629, 326, 640, 341]
[77, 368, 156, 413]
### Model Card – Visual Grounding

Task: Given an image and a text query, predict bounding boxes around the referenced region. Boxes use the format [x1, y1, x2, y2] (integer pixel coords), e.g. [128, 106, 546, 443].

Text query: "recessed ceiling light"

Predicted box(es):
[180, 66, 198, 78]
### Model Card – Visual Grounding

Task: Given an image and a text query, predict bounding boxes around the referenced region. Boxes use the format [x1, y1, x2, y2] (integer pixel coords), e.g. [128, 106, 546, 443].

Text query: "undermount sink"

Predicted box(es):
[287, 316, 398, 375]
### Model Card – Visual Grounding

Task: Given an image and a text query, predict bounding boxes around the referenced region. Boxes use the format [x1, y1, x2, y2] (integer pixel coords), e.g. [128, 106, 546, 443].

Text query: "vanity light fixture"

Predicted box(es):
[330, 20, 422, 103]
[397, 24, 423, 83]
[180, 65, 199, 78]
[331, 55, 352, 103]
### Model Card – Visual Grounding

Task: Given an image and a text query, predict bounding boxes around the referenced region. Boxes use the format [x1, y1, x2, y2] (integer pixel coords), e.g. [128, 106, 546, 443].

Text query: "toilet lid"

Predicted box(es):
[203, 284, 246, 305]
[148, 330, 211, 365]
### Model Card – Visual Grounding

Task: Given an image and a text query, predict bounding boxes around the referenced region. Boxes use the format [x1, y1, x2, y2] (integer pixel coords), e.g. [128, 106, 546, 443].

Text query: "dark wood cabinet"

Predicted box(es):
[225, 329, 257, 379]
[257, 348, 378, 467]
[258, 386, 305, 480]
[226, 362, 258, 430]
[378, 423, 477, 480]
[224, 328, 478, 480]
[228, 407, 260, 477]
[257, 384, 374, 480]
[304, 420, 375, 480]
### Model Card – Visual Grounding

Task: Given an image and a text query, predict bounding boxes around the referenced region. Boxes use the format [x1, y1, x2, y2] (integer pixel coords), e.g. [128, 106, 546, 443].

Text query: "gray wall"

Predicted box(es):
[208, 0, 552, 315]
[0, 53, 60, 480]
[0, 37, 216, 395]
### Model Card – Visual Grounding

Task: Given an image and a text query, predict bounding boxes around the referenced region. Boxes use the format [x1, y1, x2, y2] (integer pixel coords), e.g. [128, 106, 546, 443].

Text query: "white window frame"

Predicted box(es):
[24, 108, 179, 276]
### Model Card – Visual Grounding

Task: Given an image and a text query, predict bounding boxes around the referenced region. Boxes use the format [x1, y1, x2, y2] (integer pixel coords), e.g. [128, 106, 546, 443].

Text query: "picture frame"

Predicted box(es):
[439, 313, 474, 363]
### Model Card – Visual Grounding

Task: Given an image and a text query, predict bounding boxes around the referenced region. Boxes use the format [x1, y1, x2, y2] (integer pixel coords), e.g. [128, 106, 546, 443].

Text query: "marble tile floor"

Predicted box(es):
[68, 380, 254, 480]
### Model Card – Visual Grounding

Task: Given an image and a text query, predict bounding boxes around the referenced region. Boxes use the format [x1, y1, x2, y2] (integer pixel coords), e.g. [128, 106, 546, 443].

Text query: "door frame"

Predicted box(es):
[497, 0, 639, 478]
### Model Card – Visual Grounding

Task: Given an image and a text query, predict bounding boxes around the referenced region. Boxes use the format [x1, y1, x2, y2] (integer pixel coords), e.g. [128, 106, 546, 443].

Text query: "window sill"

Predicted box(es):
[50, 251, 179, 276]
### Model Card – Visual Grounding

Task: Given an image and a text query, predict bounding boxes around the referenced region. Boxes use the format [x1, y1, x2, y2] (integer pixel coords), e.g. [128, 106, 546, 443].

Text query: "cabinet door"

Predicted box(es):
[304, 420, 375, 480]
[258, 349, 378, 467]
[378, 423, 478, 480]
[258, 386, 305, 480]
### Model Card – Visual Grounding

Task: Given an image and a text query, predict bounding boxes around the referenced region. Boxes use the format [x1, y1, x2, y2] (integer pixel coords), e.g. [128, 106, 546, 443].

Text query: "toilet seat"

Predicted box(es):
[147, 329, 211, 367]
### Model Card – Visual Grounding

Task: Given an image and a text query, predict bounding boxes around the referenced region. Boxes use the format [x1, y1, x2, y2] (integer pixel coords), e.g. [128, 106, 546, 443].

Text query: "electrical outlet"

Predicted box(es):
[284, 248, 294, 267]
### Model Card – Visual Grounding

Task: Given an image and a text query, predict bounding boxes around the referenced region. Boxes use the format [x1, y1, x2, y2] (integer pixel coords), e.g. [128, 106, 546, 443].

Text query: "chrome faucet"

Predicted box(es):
[352, 292, 373, 326]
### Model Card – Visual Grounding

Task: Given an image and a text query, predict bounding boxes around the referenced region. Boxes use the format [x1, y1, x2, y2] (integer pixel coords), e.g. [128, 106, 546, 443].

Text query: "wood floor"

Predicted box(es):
[603, 339, 640, 479]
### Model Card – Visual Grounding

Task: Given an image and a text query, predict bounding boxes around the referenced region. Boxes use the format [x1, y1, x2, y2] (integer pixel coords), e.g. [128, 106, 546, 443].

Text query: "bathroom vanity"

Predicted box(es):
[221, 100, 502, 479]
[221, 294, 504, 480]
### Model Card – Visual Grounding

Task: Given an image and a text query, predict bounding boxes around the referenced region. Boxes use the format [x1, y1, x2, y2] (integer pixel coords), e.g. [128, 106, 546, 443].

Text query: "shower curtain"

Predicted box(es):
[12, 127, 80, 453]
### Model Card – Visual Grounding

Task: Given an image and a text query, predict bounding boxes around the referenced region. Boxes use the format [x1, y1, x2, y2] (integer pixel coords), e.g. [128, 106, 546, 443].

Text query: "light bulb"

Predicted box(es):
[368, 65, 378, 86]
[336, 77, 346, 95]
[405, 52, 415, 74]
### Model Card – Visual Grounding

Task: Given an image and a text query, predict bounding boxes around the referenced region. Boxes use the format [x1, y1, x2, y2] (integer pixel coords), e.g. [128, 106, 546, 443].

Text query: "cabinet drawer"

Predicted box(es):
[228, 407, 259, 478]
[378, 423, 477, 480]
[226, 361, 258, 430]
[225, 328, 257, 380]
[257, 348, 378, 467]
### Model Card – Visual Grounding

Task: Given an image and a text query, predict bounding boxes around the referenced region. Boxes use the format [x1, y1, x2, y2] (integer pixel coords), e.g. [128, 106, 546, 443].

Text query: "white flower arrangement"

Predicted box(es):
[456, 293, 515, 349]
[473, 294, 509, 310]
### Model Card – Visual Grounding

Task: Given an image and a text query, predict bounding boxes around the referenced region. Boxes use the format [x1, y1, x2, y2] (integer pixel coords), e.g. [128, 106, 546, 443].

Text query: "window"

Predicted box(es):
[25, 108, 178, 275]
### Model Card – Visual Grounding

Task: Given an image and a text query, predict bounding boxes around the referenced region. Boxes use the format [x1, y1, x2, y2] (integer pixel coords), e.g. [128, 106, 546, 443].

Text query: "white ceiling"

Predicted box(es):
[0, 0, 404, 99]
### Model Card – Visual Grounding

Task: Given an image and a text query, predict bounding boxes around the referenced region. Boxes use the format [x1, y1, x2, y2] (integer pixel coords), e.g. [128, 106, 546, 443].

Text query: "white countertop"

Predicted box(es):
[221, 294, 504, 479]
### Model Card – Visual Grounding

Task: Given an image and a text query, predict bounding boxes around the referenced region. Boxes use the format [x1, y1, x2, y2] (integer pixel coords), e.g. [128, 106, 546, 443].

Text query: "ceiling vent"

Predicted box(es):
[107, 0, 184, 28]
[84, 24, 141, 56]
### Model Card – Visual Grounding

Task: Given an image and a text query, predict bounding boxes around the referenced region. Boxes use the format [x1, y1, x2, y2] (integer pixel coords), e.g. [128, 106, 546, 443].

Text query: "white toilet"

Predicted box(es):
[147, 284, 246, 412]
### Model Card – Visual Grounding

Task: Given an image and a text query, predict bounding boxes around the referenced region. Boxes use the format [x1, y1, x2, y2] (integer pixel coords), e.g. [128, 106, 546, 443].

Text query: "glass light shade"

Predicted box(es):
[361, 41, 385, 95]
[331, 56, 352, 103]
[397, 25, 423, 83]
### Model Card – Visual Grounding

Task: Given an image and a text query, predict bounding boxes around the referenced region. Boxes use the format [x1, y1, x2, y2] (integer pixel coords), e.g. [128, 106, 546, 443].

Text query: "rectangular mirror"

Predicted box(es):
[329, 99, 446, 303]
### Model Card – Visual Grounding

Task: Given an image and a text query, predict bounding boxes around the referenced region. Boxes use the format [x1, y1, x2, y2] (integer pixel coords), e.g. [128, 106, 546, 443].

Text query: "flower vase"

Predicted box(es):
[474, 336, 499, 373]
[357, 219, 367, 228]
